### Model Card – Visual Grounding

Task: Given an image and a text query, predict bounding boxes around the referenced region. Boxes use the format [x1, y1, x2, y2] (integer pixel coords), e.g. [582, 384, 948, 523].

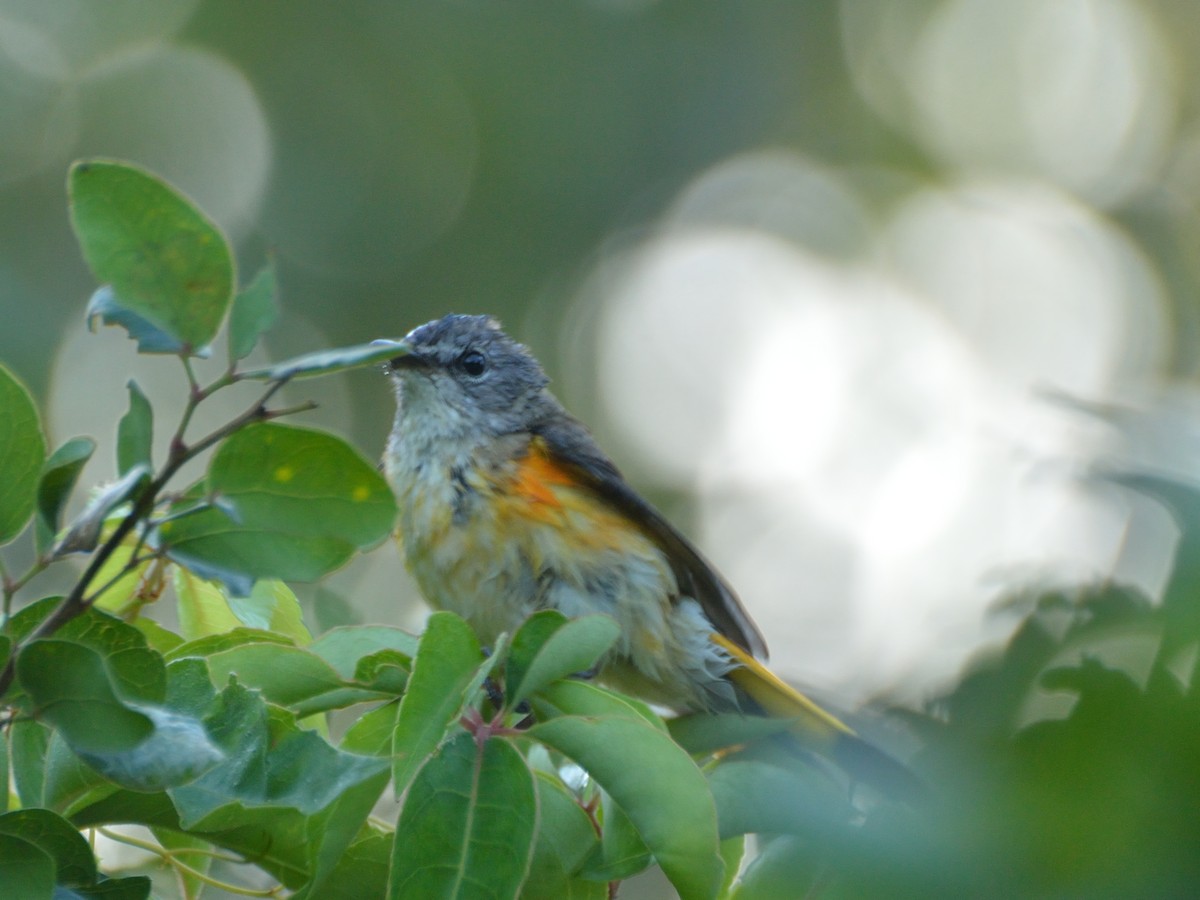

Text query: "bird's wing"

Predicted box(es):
[531, 417, 769, 659]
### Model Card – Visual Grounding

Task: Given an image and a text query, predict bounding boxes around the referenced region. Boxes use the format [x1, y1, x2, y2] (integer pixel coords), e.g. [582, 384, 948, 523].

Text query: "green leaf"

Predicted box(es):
[168, 680, 388, 829]
[0, 363, 46, 545]
[718, 836, 745, 900]
[229, 260, 279, 360]
[584, 791, 651, 882]
[117, 380, 153, 476]
[165, 627, 293, 663]
[353, 649, 410, 694]
[341, 701, 399, 756]
[68, 159, 235, 353]
[390, 612, 483, 798]
[534, 678, 666, 731]
[132, 618, 184, 655]
[80, 877, 153, 898]
[75, 704, 223, 792]
[0, 832, 54, 898]
[524, 773, 606, 900]
[294, 828, 391, 900]
[86, 285, 187, 355]
[668, 712, 799, 757]
[55, 464, 150, 555]
[174, 566, 241, 639]
[10, 719, 50, 808]
[240, 341, 403, 381]
[35, 437, 96, 554]
[293, 767, 391, 900]
[530, 715, 723, 900]
[388, 733, 537, 900]
[175, 568, 311, 645]
[228, 579, 312, 645]
[203, 641, 366, 713]
[308, 625, 418, 680]
[505, 612, 620, 709]
[0, 807, 97, 887]
[39, 727, 119, 818]
[0, 710, 6, 814]
[729, 834, 821, 900]
[13, 609, 180, 776]
[158, 423, 396, 592]
[706, 759, 852, 840]
[16, 640, 155, 753]
[0, 809, 151, 897]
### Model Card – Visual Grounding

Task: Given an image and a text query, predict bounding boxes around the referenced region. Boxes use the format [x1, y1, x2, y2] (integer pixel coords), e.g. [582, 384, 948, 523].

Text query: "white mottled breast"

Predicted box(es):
[384, 397, 736, 711]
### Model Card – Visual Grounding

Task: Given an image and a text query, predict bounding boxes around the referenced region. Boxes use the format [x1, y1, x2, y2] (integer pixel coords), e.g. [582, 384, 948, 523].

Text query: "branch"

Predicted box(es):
[0, 377, 294, 696]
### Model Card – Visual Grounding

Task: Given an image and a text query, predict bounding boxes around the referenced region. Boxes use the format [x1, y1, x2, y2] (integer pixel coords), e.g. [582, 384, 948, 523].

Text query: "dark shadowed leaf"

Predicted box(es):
[35, 437, 95, 554]
[0, 807, 97, 887]
[0, 832, 54, 898]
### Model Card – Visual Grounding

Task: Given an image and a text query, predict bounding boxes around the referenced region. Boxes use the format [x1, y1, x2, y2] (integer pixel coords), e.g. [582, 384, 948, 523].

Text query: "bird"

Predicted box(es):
[379, 313, 916, 795]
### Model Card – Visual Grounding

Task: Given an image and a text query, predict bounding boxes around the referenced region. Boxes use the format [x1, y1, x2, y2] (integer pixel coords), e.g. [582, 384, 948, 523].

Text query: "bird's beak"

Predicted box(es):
[371, 337, 420, 373]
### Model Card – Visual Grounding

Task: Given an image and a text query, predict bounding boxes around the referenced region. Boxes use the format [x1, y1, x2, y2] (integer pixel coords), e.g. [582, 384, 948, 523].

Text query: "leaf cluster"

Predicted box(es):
[4, 160, 1200, 900]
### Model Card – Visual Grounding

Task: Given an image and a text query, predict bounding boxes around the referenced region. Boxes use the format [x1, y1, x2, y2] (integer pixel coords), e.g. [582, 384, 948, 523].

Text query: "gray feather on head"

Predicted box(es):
[389, 314, 555, 437]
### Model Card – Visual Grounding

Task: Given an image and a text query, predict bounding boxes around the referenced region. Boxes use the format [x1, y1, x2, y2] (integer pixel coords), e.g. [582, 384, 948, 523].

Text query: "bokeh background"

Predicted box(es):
[4, 4, 1200, 890]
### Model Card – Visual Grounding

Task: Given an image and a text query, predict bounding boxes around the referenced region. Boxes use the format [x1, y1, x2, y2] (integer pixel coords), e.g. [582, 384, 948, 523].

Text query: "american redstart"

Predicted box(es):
[379, 314, 918, 796]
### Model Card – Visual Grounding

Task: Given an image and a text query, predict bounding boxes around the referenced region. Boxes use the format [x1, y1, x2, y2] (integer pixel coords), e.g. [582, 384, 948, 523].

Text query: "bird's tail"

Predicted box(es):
[710, 633, 926, 802]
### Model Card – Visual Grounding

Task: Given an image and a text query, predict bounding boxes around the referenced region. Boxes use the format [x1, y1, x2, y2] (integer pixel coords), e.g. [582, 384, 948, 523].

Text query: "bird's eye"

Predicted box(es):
[458, 350, 487, 377]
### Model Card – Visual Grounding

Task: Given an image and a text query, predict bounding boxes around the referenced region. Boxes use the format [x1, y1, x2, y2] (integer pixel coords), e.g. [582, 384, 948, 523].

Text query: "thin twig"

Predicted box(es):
[97, 828, 284, 898]
[0, 377, 294, 696]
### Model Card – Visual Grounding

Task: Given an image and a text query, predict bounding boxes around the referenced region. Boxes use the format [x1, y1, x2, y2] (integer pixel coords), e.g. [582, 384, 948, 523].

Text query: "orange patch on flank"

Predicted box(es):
[498, 441, 646, 555]
[511, 444, 574, 509]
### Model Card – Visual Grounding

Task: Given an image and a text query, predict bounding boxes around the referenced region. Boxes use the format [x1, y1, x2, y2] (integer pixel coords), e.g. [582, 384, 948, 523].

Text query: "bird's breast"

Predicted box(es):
[385, 435, 672, 645]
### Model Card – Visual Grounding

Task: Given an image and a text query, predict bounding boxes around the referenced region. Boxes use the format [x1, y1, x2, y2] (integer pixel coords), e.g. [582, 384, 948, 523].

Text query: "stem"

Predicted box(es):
[97, 828, 284, 897]
[81, 552, 162, 608]
[0, 377, 293, 696]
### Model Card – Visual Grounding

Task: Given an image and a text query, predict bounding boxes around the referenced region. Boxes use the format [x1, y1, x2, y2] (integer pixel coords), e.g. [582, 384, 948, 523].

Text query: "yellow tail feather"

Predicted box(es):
[711, 632, 927, 801]
[710, 632, 852, 747]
